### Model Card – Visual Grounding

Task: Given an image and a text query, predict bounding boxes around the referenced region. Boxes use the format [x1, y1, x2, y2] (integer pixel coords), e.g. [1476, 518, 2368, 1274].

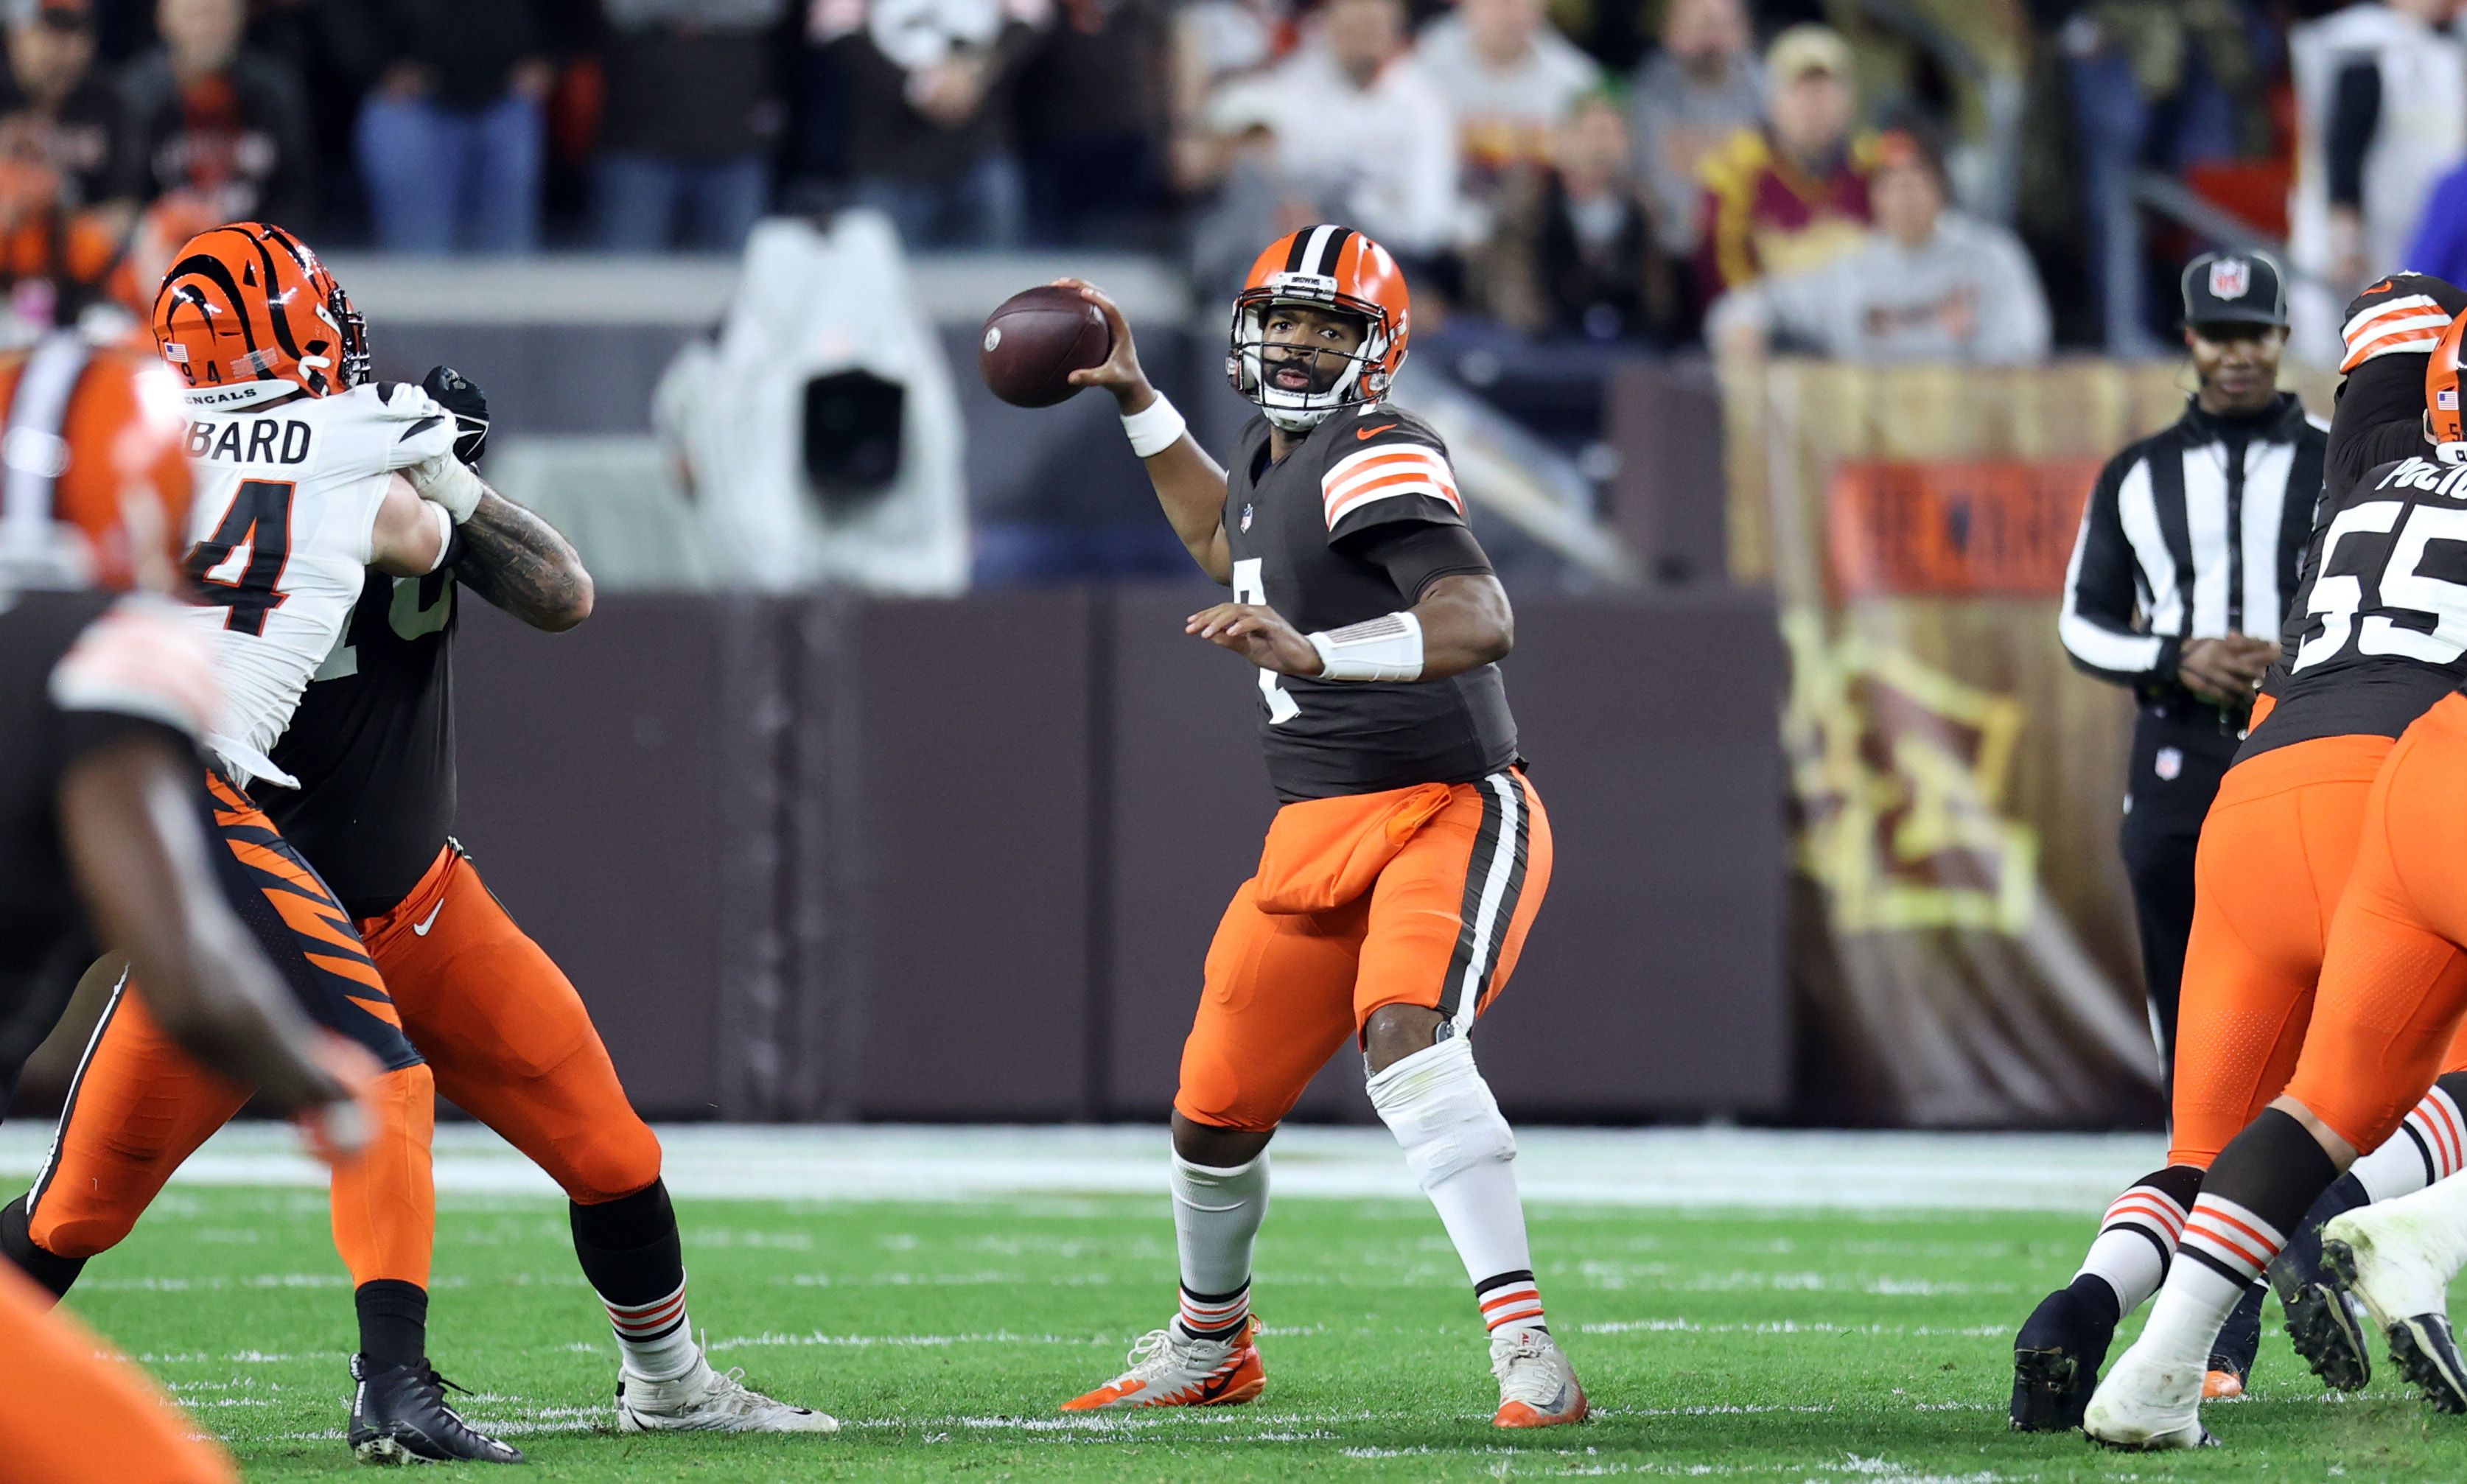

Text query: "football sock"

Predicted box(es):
[2073, 1164, 2201, 1316]
[1366, 1035, 1547, 1334]
[0, 1194, 83, 1300]
[572, 1180, 698, 1380]
[2351, 1078, 2467, 1202]
[2139, 1108, 2338, 1371]
[355, 1278, 428, 1367]
[1169, 1152, 1267, 1341]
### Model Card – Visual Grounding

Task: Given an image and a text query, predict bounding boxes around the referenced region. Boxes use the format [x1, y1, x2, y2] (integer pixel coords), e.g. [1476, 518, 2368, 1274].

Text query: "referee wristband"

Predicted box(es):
[1121, 392, 1187, 458]
[1309, 611, 1424, 682]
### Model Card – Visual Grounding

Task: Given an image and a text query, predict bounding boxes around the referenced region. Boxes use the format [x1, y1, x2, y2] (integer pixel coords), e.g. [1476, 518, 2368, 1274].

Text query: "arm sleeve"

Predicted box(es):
[1334, 519, 1495, 603]
[2058, 455, 2177, 686]
[1320, 428, 1467, 543]
[2328, 58, 2382, 210]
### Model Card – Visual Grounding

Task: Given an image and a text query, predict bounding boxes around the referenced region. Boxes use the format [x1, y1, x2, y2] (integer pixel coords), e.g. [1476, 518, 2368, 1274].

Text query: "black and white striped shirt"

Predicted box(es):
[2060, 393, 2327, 697]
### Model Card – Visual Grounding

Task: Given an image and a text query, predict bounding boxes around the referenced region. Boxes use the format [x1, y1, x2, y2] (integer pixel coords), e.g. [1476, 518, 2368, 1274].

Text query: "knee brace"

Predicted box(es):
[1365, 1035, 1515, 1189]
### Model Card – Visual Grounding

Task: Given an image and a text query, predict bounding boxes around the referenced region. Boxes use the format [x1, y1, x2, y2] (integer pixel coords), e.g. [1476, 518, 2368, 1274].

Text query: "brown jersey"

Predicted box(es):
[1221, 402, 1519, 801]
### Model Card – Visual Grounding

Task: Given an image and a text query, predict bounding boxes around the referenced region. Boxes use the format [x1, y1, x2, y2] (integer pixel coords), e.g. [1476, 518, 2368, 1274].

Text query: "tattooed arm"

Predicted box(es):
[455, 489, 595, 632]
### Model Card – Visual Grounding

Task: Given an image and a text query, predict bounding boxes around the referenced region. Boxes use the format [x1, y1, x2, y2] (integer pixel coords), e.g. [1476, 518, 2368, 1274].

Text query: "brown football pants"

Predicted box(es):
[0, 1261, 237, 1484]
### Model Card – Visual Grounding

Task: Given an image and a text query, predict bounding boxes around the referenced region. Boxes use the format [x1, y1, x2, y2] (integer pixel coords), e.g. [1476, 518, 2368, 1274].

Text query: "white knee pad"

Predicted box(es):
[1365, 1035, 1516, 1189]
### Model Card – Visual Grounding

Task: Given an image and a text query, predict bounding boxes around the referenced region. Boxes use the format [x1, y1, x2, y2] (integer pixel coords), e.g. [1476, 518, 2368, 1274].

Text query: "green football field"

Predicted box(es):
[49, 1179, 2467, 1482]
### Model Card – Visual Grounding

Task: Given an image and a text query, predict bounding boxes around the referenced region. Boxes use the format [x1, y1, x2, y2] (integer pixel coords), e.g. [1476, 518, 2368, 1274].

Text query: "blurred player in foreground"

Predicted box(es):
[2087, 306, 2467, 1446]
[0, 319, 374, 1483]
[2012, 273, 2467, 1427]
[0, 222, 517, 1463]
[1051, 226, 1585, 1427]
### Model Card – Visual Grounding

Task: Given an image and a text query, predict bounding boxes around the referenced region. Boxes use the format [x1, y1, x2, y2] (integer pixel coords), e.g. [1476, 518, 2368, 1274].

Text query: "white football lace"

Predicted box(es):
[1493, 1333, 1564, 1404]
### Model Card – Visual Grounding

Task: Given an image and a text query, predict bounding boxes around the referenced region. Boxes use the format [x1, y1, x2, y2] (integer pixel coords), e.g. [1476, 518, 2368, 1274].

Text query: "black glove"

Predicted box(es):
[421, 365, 489, 466]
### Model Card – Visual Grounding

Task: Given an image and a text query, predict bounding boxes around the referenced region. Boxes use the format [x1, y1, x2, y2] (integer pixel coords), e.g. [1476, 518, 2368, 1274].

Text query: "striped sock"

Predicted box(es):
[606, 1277, 699, 1380]
[2354, 1082, 2467, 1202]
[1176, 1283, 1250, 1342]
[1476, 1270, 1546, 1335]
[2074, 1165, 2200, 1315]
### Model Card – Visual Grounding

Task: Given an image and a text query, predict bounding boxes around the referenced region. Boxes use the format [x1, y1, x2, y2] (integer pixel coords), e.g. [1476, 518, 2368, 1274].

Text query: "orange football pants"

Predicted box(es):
[355, 844, 661, 1206]
[27, 780, 435, 1288]
[1176, 769, 1550, 1132]
[2288, 693, 2467, 1154]
[0, 1261, 237, 1484]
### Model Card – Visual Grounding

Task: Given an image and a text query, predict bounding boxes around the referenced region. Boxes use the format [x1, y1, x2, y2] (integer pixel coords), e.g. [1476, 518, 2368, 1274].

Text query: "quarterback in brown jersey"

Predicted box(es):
[1051, 225, 1586, 1427]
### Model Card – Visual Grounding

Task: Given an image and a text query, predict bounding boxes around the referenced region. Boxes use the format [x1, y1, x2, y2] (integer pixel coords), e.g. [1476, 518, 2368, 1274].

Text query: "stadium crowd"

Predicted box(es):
[0, 0, 2458, 357]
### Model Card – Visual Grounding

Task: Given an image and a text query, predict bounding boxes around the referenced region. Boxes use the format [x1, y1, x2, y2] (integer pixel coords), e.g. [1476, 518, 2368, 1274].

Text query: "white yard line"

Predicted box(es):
[0, 1123, 2165, 1212]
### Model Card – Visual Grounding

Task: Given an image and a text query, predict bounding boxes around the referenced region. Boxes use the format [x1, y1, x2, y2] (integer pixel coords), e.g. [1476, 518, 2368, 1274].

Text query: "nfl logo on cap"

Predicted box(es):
[2209, 259, 2250, 301]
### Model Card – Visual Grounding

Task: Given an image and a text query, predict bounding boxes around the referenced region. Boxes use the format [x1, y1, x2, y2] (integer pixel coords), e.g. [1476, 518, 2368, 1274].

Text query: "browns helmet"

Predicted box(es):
[0, 332, 195, 594]
[1230, 225, 1410, 432]
[151, 222, 368, 410]
[2431, 309, 2467, 464]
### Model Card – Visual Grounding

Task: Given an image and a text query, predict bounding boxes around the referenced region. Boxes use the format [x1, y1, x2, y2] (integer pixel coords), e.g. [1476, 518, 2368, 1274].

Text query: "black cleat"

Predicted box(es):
[2282, 1275, 2374, 1391]
[348, 1354, 525, 1464]
[2011, 1282, 2116, 1432]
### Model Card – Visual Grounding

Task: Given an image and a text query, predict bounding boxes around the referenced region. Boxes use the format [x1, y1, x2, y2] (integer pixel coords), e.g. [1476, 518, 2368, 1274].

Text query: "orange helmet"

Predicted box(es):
[150, 221, 368, 410]
[2431, 309, 2467, 463]
[0, 332, 195, 595]
[1230, 225, 1410, 432]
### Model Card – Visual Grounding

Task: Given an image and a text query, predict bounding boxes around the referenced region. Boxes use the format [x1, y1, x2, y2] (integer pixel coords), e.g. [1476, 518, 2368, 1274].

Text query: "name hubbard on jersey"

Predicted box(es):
[1225, 400, 1519, 802]
[184, 414, 318, 465]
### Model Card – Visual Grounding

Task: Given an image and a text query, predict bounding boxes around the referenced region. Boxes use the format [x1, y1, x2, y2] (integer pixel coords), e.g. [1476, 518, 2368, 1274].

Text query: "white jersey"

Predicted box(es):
[179, 380, 454, 787]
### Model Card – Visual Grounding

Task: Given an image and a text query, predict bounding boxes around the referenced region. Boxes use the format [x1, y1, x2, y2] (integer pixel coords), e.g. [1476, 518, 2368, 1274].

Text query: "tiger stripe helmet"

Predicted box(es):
[1229, 225, 1410, 433]
[2429, 309, 2467, 465]
[150, 222, 368, 410]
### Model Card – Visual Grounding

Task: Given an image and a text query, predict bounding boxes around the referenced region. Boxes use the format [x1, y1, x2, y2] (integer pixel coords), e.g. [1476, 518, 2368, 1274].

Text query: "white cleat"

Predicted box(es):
[1060, 1317, 1265, 1410]
[2080, 1340, 2215, 1449]
[1490, 1327, 1589, 1428]
[615, 1356, 840, 1433]
[2323, 1207, 2467, 1413]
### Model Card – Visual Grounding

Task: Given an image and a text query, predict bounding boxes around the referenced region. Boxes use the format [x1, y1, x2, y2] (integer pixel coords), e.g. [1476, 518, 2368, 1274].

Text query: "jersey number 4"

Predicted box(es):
[185, 479, 295, 636]
[2293, 500, 2467, 672]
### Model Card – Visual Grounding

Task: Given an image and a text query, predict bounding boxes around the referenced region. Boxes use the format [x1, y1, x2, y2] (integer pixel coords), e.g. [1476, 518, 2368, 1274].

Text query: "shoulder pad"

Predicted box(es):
[1320, 418, 1462, 531]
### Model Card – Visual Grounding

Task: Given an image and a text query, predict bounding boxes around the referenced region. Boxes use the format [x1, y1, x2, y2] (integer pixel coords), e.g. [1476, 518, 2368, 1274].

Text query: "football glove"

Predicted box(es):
[421, 363, 490, 466]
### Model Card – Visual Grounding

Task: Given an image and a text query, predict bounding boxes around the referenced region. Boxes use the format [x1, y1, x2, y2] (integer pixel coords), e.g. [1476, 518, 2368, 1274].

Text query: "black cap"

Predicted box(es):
[2181, 251, 2289, 330]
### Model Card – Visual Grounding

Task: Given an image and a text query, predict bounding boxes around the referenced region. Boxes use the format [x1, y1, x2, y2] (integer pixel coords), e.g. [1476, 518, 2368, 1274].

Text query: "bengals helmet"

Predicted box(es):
[0, 333, 195, 595]
[2430, 309, 2467, 463]
[1229, 225, 1410, 433]
[151, 222, 369, 410]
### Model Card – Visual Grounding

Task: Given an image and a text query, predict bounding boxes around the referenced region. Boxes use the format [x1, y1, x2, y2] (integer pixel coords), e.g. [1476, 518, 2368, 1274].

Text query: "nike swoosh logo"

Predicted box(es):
[1357, 424, 1398, 440]
[413, 900, 444, 936]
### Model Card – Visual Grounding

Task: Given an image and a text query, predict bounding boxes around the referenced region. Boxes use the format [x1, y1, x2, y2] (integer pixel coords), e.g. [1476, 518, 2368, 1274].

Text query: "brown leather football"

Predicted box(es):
[979, 286, 1112, 408]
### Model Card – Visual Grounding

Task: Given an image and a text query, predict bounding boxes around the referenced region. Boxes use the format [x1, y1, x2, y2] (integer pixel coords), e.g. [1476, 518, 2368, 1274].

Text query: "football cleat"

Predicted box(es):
[1060, 1317, 1265, 1411]
[616, 1356, 839, 1433]
[2080, 1340, 2216, 1450]
[2280, 1278, 2374, 1391]
[1491, 1327, 1588, 1427]
[2009, 1284, 2115, 1432]
[347, 1354, 524, 1464]
[2324, 1210, 2467, 1414]
[2205, 1281, 2264, 1399]
[2200, 1368, 2244, 1399]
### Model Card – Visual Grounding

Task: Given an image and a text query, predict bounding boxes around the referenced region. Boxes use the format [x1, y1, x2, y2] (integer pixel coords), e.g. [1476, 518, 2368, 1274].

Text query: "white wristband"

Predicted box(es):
[1121, 392, 1187, 458]
[422, 499, 453, 573]
[1309, 610, 1424, 682]
[407, 453, 483, 523]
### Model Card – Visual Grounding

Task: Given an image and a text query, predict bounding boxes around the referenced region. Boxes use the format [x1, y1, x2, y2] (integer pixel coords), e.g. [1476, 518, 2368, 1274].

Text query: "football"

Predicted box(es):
[978, 286, 1112, 407]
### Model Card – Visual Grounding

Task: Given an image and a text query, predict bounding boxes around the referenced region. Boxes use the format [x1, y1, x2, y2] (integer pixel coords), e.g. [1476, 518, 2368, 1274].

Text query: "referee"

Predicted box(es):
[2059, 250, 2324, 1074]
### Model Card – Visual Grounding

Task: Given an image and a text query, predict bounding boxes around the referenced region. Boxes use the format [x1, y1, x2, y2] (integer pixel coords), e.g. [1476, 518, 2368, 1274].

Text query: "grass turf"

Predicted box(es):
[54, 1183, 2467, 1480]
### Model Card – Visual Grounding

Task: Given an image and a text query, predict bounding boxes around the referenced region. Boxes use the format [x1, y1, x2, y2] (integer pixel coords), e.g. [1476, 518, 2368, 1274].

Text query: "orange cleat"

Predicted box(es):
[1491, 1328, 1589, 1427]
[1061, 1317, 1265, 1412]
[2202, 1368, 2245, 1400]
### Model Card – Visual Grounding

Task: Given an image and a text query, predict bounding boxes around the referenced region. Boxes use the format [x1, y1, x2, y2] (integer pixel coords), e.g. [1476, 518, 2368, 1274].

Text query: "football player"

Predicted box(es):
[0, 319, 374, 1484]
[0, 223, 522, 1463]
[2011, 273, 2467, 1427]
[1049, 227, 1586, 1427]
[2088, 305, 2467, 1446]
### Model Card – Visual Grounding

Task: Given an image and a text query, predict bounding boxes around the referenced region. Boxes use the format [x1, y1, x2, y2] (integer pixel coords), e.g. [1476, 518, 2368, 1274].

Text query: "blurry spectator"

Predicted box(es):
[1694, 24, 1873, 298]
[1413, 0, 1599, 203]
[813, 0, 1048, 248]
[1473, 90, 1670, 341]
[597, 0, 783, 252]
[350, 0, 556, 253]
[2288, 0, 2466, 363]
[1707, 125, 2048, 364]
[116, 0, 312, 226]
[1627, 0, 1759, 259]
[1197, 0, 1462, 266]
[1017, 0, 1169, 246]
[2062, 0, 2264, 356]
[0, 0, 124, 216]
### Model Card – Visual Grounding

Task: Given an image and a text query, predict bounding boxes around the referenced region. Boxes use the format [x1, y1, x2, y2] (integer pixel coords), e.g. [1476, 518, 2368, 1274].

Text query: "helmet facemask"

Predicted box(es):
[1228, 278, 1397, 433]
